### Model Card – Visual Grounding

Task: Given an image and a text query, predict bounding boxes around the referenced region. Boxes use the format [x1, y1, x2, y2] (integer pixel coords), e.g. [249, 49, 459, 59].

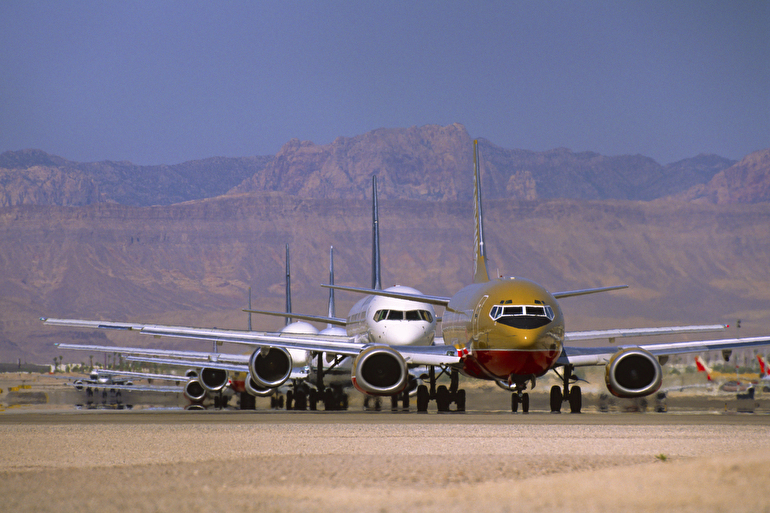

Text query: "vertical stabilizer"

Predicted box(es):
[472, 140, 490, 284]
[372, 176, 383, 290]
[284, 243, 292, 325]
[327, 246, 336, 329]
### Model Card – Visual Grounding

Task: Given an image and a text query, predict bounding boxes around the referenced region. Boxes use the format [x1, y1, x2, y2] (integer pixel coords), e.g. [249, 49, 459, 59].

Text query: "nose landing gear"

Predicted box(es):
[550, 365, 583, 413]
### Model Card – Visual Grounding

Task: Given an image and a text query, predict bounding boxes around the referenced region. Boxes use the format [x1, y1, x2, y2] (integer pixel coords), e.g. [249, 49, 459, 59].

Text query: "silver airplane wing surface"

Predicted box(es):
[565, 324, 727, 342]
[46, 319, 461, 367]
[558, 335, 770, 367]
[93, 369, 193, 382]
[67, 382, 184, 393]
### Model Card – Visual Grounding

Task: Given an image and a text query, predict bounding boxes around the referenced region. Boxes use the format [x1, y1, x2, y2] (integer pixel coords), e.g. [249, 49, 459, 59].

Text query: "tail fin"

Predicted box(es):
[695, 356, 713, 381]
[472, 140, 490, 284]
[757, 354, 767, 377]
[327, 246, 336, 329]
[284, 243, 292, 325]
[372, 176, 382, 290]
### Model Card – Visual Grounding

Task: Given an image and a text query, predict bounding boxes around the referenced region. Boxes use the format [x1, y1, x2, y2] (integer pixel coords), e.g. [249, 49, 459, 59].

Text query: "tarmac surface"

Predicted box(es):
[2, 374, 770, 512]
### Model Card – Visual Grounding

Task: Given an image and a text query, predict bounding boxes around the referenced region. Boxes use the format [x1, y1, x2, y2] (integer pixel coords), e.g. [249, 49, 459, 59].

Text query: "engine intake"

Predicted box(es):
[351, 345, 408, 396]
[605, 348, 662, 398]
[184, 379, 207, 403]
[245, 372, 277, 397]
[249, 347, 292, 389]
[199, 367, 229, 393]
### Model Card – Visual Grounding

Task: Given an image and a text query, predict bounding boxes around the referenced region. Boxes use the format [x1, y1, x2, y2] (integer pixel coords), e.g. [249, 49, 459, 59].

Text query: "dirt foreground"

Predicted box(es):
[0, 411, 769, 513]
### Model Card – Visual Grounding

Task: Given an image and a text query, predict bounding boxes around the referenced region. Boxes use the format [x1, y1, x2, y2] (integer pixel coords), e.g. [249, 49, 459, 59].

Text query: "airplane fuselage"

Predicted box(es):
[442, 277, 564, 383]
[345, 286, 436, 347]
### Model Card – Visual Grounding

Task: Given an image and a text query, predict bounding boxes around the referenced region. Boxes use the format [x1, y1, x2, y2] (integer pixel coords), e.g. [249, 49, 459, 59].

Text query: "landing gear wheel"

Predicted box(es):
[416, 385, 429, 412]
[511, 393, 519, 413]
[455, 389, 466, 412]
[402, 390, 409, 411]
[293, 390, 307, 410]
[436, 385, 450, 412]
[308, 389, 318, 411]
[286, 390, 294, 410]
[569, 385, 582, 413]
[521, 393, 530, 413]
[390, 394, 399, 411]
[550, 385, 563, 413]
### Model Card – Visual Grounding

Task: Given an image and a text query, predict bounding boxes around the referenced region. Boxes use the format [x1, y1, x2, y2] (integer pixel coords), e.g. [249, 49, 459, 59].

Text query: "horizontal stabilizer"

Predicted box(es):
[321, 284, 450, 306]
[243, 308, 347, 326]
[553, 285, 628, 299]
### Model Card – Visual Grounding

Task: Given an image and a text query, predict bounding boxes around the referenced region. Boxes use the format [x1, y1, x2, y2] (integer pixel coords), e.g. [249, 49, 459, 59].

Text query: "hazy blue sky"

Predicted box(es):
[1, 1, 767, 165]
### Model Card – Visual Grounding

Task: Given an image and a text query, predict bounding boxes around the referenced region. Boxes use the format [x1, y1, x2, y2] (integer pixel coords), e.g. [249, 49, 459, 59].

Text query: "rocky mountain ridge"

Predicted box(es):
[5, 123, 766, 207]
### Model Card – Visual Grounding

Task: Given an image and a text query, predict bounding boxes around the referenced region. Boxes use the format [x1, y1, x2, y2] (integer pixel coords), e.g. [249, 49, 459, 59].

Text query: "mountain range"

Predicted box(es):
[1, 123, 769, 362]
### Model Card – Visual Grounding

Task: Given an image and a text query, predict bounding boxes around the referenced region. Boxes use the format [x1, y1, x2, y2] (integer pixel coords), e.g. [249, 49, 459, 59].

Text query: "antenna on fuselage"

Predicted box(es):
[284, 243, 292, 325]
[372, 176, 382, 290]
[473, 140, 490, 284]
[327, 245, 335, 329]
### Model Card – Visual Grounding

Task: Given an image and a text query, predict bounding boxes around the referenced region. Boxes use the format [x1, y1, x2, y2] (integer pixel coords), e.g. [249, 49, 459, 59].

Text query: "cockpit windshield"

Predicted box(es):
[374, 310, 433, 323]
[489, 302, 554, 329]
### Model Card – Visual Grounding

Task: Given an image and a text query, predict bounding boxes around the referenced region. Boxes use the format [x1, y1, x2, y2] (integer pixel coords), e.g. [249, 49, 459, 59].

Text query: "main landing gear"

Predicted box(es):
[415, 366, 466, 413]
[550, 364, 582, 413]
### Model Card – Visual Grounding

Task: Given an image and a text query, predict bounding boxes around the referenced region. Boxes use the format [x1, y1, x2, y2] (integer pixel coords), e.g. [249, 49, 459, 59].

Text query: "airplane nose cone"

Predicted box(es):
[379, 322, 431, 346]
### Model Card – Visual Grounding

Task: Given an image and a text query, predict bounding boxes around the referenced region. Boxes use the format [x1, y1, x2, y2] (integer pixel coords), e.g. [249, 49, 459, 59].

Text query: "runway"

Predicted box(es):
[1, 409, 769, 513]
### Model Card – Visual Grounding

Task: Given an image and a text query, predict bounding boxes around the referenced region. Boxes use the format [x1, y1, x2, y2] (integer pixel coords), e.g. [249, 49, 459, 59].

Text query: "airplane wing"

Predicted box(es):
[46, 318, 461, 367]
[557, 335, 770, 367]
[67, 382, 184, 393]
[93, 369, 193, 382]
[565, 324, 727, 342]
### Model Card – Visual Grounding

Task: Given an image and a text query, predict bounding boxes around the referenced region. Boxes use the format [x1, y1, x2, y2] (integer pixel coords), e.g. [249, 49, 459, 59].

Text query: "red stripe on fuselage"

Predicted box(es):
[466, 348, 560, 380]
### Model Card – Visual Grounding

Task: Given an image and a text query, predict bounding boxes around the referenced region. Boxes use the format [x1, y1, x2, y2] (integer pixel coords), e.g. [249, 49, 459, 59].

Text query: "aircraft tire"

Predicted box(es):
[569, 386, 582, 413]
[550, 385, 563, 413]
[522, 393, 530, 413]
[308, 389, 318, 410]
[455, 389, 466, 412]
[416, 385, 429, 412]
[390, 394, 399, 411]
[402, 390, 410, 411]
[294, 390, 307, 410]
[511, 393, 519, 413]
[436, 385, 450, 412]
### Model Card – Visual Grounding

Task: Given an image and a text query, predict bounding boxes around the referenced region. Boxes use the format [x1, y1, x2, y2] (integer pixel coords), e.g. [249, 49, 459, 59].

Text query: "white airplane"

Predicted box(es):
[43, 140, 770, 413]
[48, 177, 441, 411]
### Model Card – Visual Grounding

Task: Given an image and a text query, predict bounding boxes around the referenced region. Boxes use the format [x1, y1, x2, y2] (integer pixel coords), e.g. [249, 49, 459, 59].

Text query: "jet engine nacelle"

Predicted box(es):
[249, 347, 292, 389]
[199, 367, 229, 393]
[605, 348, 663, 398]
[184, 378, 207, 403]
[351, 345, 408, 396]
[244, 372, 278, 397]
